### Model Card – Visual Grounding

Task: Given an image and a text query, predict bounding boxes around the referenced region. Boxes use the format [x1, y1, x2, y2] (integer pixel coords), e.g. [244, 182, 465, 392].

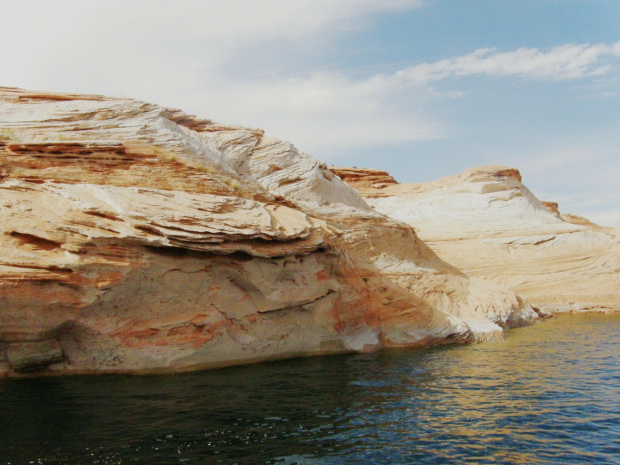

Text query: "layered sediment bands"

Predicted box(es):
[0, 88, 537, 376]
[331, 166, 620, 313]
[330, 167, 398, 192]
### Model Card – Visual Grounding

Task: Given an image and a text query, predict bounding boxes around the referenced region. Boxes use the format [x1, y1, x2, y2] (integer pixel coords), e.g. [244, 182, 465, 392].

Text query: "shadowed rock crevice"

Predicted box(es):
[9, 232, 63, 251]
[6, 340, 64, 373]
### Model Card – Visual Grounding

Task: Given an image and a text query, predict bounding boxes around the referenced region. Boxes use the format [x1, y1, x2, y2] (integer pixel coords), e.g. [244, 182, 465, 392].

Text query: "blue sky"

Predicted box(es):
[2, 0, 619, 225]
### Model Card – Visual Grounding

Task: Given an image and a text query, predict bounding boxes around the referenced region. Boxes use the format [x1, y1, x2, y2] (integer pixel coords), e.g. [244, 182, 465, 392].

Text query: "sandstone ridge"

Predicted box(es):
[0, 88, 537, 376]
[331, 166, 620, 313]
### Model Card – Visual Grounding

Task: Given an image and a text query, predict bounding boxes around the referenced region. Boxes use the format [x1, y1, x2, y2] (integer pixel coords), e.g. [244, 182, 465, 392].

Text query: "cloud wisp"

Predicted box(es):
[197, 40, 620, 153]
[395, 41, 620, 85]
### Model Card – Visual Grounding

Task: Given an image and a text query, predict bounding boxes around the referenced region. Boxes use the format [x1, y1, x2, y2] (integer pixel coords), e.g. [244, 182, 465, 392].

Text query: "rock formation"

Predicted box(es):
[331, 165, 620, 313]
[0, 87, 537, 377]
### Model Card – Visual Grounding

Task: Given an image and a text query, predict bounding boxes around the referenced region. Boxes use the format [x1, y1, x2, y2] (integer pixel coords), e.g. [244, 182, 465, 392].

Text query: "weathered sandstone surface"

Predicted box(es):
[331, 166, 620, 313]
[0, 87, 537, 376]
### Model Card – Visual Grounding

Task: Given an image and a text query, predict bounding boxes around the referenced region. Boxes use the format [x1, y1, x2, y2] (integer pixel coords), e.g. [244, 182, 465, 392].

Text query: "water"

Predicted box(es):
[1, 313, 619, 464]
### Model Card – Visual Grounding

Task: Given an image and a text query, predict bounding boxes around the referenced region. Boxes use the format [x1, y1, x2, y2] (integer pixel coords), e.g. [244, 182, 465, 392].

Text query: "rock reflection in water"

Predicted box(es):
[1, 313, 619, 464]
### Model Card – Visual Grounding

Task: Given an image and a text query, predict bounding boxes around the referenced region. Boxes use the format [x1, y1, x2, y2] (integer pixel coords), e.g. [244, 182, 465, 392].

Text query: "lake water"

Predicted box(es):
[1, 313, 619, 464]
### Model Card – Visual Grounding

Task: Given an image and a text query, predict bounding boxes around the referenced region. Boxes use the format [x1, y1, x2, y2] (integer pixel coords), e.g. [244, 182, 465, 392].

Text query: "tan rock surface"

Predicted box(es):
[331, 166, 620, 313]
[0, 88, 538, 376]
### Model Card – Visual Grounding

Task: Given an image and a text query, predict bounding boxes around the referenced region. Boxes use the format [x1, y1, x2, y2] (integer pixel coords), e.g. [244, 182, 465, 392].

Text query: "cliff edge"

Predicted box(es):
[0, 88, 537, 376]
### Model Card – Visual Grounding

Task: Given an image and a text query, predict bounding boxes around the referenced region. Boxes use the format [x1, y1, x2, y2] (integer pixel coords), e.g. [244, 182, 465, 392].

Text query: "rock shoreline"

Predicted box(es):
[1, 87, 608, 377]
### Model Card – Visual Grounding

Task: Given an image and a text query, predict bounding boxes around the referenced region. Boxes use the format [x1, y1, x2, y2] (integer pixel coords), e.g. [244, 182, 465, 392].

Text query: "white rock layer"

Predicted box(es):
[334, 165, 620, 313]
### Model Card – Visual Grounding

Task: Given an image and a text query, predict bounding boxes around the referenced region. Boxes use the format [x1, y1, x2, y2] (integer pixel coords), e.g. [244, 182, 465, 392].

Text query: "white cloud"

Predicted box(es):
[187, 72, 445, 154]
[2, 2, 618, 158]
[0, 0, 422, 93]
[198, 40, 620, 153]
[0, 0, 433, 154]
[395, 42, 620, 84]
[199, 40, 620, 154]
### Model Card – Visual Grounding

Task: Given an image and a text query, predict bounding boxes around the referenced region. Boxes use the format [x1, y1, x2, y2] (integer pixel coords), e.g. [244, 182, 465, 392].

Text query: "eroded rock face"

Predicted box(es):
[0, 88, 537, 376]
[331, 165, 620, 313]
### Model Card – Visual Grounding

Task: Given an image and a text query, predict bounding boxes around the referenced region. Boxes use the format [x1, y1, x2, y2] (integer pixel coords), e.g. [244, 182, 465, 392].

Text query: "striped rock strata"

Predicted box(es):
[331, 166, 620, 313]
[0, 88, 537, 376]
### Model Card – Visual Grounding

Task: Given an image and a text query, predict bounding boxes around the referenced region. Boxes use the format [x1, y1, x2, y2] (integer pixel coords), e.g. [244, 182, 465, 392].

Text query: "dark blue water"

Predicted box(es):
[1, 313, 619, 464]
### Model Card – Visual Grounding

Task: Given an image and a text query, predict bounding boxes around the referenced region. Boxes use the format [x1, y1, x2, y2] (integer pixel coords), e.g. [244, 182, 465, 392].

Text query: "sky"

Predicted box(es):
[1, 0, 619, 226]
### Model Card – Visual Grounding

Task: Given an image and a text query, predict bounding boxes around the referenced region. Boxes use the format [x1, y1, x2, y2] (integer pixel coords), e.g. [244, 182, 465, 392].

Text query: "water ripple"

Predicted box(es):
[1, 313, 619, 464]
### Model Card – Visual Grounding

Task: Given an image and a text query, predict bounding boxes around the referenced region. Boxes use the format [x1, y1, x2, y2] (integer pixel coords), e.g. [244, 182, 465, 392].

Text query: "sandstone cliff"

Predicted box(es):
[331, 165, 620, 313]
[0, 88, 537, 376]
